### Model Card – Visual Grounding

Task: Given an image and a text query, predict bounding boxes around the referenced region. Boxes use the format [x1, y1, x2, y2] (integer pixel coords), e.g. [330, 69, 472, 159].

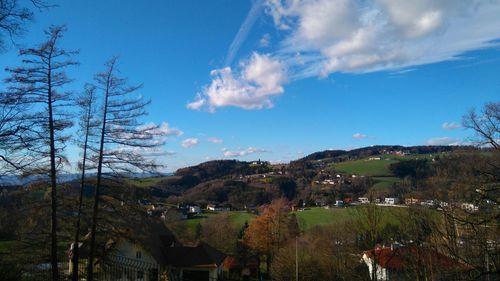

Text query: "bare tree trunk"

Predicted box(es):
[87, 64, 112, 281]
[85, 57, 163, 280]
[72, 86, 95, 281]
[47, 45, 59, 281]
[3, 26, 76, 281]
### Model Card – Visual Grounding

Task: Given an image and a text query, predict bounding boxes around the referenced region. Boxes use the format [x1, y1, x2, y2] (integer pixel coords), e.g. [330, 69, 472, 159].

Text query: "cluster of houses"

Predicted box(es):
[137, 200, 234, 222]
[314, 173, 358, 186]
[312, 196, 481, 213]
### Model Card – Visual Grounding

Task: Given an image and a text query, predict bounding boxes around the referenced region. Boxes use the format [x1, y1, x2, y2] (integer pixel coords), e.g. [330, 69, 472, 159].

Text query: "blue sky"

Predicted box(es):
[1, 0, 500, 171]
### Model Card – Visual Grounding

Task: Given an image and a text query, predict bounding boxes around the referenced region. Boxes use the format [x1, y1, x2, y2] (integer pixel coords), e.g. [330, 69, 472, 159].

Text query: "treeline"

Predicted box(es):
[296, 145, 472, 162]
[175, 160, 271, 185]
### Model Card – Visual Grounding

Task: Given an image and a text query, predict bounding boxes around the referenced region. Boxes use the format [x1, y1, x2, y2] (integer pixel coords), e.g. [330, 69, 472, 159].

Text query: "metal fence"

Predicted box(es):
[15, 255, 242, 281]
[71, 253, 162, 281]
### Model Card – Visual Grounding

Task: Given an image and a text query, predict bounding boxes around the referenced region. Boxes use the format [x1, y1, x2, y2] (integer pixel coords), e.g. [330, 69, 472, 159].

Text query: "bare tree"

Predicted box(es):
[463, 102, 499, 151]
[352, 204, 384, 281]
[4, 25, 77, 281]
[71, 84, 98, 281]
[0, 0, 50, 50]
[86, 57, 165, 280]
[0, 90, 28, 174]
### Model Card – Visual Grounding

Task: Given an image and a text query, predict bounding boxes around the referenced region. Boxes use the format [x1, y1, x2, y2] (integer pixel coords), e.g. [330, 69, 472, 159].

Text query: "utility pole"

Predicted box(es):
[295, 236, 298, 281]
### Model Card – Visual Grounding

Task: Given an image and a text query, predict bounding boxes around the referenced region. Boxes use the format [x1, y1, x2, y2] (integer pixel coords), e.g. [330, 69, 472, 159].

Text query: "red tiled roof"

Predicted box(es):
[363, 246, 469, 271]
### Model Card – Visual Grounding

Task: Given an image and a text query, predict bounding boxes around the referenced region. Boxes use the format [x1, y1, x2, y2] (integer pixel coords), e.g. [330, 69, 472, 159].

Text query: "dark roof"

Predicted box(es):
[70, 217, 179, 265]
[134, 218, 179, 264]
[69, 219, 226, 268]
[164, 243, 226, 268]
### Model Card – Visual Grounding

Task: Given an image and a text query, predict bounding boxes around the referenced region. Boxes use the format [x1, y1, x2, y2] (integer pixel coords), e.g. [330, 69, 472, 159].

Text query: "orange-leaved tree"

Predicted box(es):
[243, 198, 299, 277]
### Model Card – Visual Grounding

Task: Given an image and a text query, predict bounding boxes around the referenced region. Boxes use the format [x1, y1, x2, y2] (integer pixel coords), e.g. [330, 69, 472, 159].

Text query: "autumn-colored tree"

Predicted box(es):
[271, 223, 368, 281]
[243, 198, 299, 277]
[200, 213, 238, 254]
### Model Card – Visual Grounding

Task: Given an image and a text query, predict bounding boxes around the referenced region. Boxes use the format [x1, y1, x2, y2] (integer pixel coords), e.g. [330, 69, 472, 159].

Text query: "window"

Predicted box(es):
[137, 270, 144, 279]
[136, 251, 142, 259]
[149, 268, 159, 281]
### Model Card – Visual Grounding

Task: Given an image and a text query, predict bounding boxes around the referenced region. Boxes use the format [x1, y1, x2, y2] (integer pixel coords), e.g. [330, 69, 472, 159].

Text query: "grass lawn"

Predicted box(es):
[0, 240, 17, 254]
[370, 177, 400, 194]
[294, 206, 406, 231]
[333, 153, 436, 177]
[167, 211, 256, 243]
[333, 158, 398, 176]
[127, 176, 174, 188]
[227, 211, 255, 228]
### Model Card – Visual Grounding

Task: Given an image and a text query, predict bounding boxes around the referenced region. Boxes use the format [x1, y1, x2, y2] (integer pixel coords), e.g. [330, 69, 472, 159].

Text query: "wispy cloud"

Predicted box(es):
[425, 137, 461, 146]
[223, 147, 269, 157]
[225, 0, 264, 66]
[352, 133, 368, 139]
[442, 122, 461, 130]
[208, 137, 224, 144]
[181, 138, 199, 148]
[192, 0, 500, 111]
[259, 33, 271, 47]
[266, 0, 500, 76]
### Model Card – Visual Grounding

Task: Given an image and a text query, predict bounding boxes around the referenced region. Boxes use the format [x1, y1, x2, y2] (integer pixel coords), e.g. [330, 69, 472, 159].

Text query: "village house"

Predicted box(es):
[362, 245, 469, 280]
[314, 198, 327, 207]
[68, 219, 226, 281]
[358, 197, 370, 204]
[405, 198, 420, 205]
[420, 200, 435, 207]
[189, 205, 201, 214]
[206, 204, 231, 212]
[461, 202, 479, 212]
[161, 208, 188, 221]
[384, 198, 399, 205]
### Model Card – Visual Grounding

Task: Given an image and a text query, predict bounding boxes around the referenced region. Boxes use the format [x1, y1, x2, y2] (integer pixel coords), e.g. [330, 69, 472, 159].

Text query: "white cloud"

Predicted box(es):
[109, 146, 176, 157]
[441, 122, 461, 130]
[208, 137, 224, 144]
[425, 137, 461, 145]
[223, 147, 269, 157]
[181, 138, 199, 148]
[352, 133, 368, 139]
[136, 122, 183, 137]
[259, 33, 271, 47]
[195, 0, 500, 112]
[186, 96, 206, 110]
[265, 0, 500, 76]
[188, 53, 286, 111]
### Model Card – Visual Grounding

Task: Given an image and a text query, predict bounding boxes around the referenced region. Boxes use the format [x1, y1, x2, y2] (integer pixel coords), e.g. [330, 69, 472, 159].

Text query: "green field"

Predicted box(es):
[294, 206, 405, 231]
[333, 157, 398, 176]
[333, 154, 435, 177]
[371, 177, 400, 193]
[0, 240, 17, 254]
[127, 176, 172, 188]
[168, 211, 256, 243]
[169, 207, 409, 241]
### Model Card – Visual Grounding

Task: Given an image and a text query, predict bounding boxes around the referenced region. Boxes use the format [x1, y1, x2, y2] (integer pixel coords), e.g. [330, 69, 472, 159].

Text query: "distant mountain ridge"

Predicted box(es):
[0, 145, 475, 187]
[0, 172, 173, 186]
[296, 145, 475, 163]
